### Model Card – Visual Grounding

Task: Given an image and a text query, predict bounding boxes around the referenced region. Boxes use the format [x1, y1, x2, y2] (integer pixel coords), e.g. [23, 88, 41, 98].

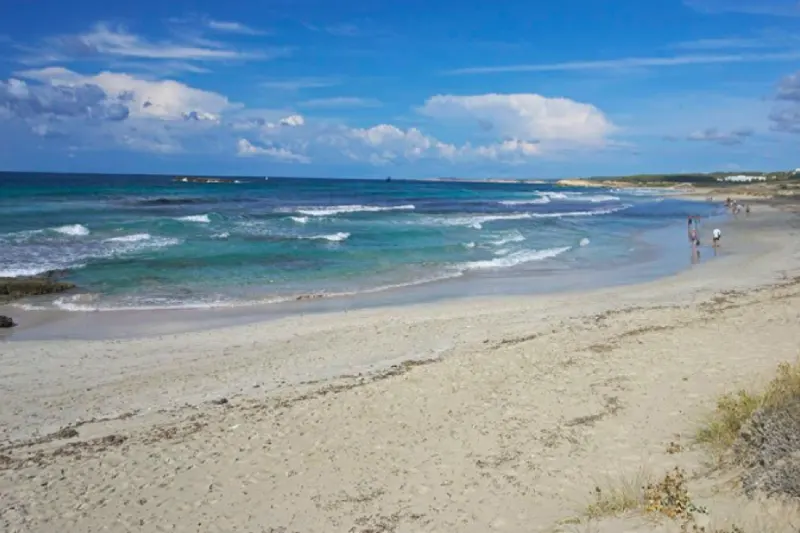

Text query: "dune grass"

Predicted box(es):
[696, 361, 800, 457]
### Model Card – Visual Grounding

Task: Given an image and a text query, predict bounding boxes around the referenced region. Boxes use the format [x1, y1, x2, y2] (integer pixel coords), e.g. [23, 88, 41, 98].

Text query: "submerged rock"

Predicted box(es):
[0, 315, 15, 328]
[735, 397, 800, 498]
[0, 275, 76, 302]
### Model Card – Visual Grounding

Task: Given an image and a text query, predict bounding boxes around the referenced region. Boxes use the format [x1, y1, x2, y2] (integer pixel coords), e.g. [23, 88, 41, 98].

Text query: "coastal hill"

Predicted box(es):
[556, 169, 800, 188]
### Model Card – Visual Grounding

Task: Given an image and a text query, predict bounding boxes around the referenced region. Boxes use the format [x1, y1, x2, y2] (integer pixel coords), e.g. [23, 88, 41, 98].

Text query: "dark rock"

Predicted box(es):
[211, 397, 229, 405]
[0, 315, 15, 328]
[174, 176, 238, 184]
[54, 427, 79, 439]
[735, 397, 800, 498]
[0, 276, 75, 303]
[102, 434, 126, 446]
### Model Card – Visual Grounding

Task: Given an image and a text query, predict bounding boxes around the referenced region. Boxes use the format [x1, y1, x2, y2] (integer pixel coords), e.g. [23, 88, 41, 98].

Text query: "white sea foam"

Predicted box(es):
[54, 224, 90, 236]
[540, 192, 620, 203]
[463, 242, 476, 249]
[539, 192, 569, 200]
[436, 205, 629, 229]
[499, 197, 551, 206]
[290, 216, 309, 224]
[440, 213, 534, 230]
[306, 232, 350, 242]
[294, 204, 415, 217]
[459, 246, 571, 271]
[105, 233, 151, 243]
[579, 237, 591, 247]
[489, 231, 525, 246]
[211, 232, 230, 240]
[176, 214, 211, 223]
[0, 265, 84, 277]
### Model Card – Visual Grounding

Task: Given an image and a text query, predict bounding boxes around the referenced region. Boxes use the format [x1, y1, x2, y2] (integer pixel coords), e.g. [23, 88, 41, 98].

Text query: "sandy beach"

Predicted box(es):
[2, 198, 800, 532]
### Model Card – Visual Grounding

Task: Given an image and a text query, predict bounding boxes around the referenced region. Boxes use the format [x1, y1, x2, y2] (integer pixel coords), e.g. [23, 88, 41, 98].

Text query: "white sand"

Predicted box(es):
[1, 205, 800, 532]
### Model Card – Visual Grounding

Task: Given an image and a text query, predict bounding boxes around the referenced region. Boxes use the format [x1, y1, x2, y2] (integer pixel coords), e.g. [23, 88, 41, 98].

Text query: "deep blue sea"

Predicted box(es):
[0, 172, 723, 312]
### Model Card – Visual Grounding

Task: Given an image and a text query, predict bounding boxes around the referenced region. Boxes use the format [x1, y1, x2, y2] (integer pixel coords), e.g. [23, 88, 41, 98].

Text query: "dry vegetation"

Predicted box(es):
[572, 361, 800, 532]
[696, 361, 800, 462]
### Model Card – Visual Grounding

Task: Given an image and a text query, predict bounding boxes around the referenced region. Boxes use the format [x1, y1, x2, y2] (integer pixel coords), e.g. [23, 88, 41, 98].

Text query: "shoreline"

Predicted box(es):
[0, 195, 799, 532]
[2, 196, 729, 342]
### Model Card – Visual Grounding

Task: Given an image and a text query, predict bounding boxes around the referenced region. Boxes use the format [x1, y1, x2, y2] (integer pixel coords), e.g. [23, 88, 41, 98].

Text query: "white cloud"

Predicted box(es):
[261, 78, 340, 91]
[298, 97, 381, 109]
[445, 51, 800, 75]
[279, 114, 305, 127]
[420, 93, 614, 145]
[19, 22, 284, 65]
[206, 20, 266, 35]
[16, 66, 236, 121]
[3, 67, 617, 165]
[236, 139, 310, 162]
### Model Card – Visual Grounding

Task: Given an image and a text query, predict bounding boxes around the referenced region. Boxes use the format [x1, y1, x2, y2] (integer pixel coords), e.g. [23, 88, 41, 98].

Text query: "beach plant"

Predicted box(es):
[696, 361, 800, 457]
[696, 390, 762, 454]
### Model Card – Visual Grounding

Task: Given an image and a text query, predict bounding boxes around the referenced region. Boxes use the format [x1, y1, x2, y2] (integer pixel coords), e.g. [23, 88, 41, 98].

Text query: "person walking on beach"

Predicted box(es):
[712, 228, 721, 248]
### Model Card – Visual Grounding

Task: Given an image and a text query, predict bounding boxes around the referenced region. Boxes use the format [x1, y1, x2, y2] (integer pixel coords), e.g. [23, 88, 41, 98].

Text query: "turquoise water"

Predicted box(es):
[0, 172, 723, 311]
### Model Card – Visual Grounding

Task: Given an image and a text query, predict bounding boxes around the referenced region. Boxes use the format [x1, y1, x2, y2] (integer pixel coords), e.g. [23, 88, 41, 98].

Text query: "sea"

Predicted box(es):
[0, 172, 724, 313]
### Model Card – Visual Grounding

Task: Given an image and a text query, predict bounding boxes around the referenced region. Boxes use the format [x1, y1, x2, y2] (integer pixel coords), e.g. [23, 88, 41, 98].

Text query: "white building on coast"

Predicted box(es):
[717, 175, 767, 183]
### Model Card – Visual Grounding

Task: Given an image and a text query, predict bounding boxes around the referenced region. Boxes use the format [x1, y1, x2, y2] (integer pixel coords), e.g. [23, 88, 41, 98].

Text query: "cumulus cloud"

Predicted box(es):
[777, 71, 800, 101]
[1, 68, 617, 165]
[0, 77, 129, 121]
[17, 67, 235, 121]
[419, 93, 614, 145]
[236, 139, 310, 162]
[686, 127, 754, 145]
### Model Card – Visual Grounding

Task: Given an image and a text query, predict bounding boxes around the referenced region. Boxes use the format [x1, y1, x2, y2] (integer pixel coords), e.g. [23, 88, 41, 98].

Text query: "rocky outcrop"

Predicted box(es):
[0, 316, 15, 328]
[0, 275, 75, 303]
[735, 397, 800, 498]
[173, 177, 239, 184]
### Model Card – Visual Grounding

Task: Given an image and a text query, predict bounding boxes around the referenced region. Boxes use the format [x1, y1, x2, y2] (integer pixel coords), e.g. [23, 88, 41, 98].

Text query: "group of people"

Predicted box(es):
[688, 216, 722, 264]
[725, 197, 750, 217]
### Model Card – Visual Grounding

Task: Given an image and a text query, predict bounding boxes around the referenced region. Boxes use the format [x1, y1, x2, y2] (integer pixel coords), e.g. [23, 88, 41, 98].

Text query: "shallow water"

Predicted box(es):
[0, 172, 723, 312]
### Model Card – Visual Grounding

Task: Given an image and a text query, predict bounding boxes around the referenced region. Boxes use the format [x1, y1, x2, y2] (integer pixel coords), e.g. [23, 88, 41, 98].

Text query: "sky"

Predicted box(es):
[0, 0, 799, 179]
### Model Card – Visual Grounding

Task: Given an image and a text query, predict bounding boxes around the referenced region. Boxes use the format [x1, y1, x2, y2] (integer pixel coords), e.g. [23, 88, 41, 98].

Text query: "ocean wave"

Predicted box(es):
[176, 214, 211, 223]
[104, 233, 152, 243]
[211, 232, 230, 240]
[54, 224, 90, 236]
[439, 213, 534, 230]
[436, 206, 629, 229]
[540, 192, 620, 203]
[132, 197, 206, 206]
[0, 265, 84, 278]
[459, 246, 571, 271]
[306, 232, 350, 242]
[290, 216, 309, 224]
[529, 205, 631, 218]
[499, 197, 551, 206]
[293, 204, 416, 217]
[1, 234, 181, 278]
[489, 231, 525, 246]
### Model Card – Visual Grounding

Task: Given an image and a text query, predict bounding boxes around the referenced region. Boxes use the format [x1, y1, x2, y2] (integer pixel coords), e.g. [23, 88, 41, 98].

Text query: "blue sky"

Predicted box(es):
[1, 0, 799, 178]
